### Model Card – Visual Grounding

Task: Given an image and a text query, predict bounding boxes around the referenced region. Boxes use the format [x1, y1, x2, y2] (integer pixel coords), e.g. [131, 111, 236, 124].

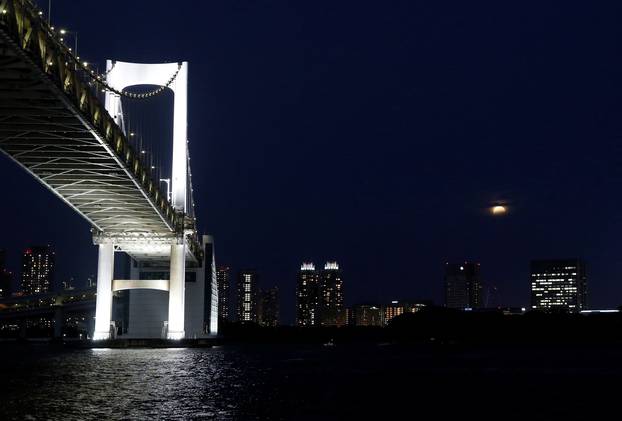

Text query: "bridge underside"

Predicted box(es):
[0, 32, 173, 239]
[0, 27, 200, 262]
[0, 2, 211, 340]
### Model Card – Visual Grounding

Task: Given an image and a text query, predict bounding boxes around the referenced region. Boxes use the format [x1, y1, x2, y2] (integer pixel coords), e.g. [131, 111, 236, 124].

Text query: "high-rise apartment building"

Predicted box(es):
[21, 246, 54, 296]
[216, 266, 231, 321]
[259, 286, 279, 327]
[236, 270, 258, 323]
[296, 262, 320, 326]
[444, 262, 482, 310]
[531, 259, 587, 313]
[320, 261, 345, 326]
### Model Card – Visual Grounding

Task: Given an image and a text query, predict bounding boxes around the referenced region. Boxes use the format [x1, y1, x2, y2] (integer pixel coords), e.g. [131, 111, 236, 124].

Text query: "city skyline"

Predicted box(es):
[3, 1, 622, 419]
[3, 1, 622, 325]
[0, 241, 609, 323]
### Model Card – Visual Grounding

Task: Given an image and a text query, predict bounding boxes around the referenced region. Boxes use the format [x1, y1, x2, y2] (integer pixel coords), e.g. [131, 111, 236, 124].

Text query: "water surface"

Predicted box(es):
[1, 343, 619, 420]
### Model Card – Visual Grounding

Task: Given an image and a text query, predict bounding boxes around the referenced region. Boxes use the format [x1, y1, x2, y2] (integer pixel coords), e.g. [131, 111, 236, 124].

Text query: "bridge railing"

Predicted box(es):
[0, 0, 182, 233]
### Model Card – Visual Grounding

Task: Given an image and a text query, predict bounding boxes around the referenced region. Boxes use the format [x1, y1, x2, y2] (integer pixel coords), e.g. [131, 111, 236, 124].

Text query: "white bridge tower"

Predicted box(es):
[92, 61, 204, 341]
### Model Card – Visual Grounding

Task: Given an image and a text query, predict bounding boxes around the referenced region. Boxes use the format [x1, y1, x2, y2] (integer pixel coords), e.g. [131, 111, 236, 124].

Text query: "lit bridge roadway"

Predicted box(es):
[0, 289, 96, 338]
[0, 0, 209, 340]
[0, 289, 96, 320]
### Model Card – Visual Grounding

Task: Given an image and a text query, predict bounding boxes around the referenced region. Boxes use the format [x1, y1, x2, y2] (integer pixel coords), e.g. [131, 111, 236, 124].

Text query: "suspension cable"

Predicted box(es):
[46, 20, 182, 100]
[91, 61, 183, 99]
[187, 144, 197, 219]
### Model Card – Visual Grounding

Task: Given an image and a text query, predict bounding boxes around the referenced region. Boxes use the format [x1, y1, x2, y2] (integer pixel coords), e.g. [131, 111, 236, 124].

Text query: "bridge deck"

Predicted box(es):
[0, 51, 173, 235]
[0, 1, 202, 262]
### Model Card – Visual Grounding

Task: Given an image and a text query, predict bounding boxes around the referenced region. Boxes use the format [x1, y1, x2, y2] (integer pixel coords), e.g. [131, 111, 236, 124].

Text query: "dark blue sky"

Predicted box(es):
[3, 0, 622, 323]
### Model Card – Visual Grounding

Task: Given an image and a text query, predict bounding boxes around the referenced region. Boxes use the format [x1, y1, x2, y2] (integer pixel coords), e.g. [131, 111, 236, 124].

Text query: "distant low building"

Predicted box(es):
[580, 309, 618, 314]
[382, 300, 427, 325]
[345, 307, 354, 326]
[500, 307, 526, 315]
[531, 259, 587, 313]
[352, 304, 382, 327]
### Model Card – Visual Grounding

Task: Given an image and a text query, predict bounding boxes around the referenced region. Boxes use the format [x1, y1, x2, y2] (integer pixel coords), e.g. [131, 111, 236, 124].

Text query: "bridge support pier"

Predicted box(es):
[167, 243, 185, 339]
[93, 243, 114, 340]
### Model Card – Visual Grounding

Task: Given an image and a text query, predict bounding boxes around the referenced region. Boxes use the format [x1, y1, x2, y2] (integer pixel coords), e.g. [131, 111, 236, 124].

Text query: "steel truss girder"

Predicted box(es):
[0, 7, 181, 236]
[0, 1, 203, 262]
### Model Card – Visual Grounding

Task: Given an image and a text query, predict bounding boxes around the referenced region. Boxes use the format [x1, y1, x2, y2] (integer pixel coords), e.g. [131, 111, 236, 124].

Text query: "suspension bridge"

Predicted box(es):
[0, 0, 217, 340]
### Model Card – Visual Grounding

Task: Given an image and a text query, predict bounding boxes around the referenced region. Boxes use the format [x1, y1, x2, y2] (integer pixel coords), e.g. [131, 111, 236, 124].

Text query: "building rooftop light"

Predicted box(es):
[324, 262, 339, 270]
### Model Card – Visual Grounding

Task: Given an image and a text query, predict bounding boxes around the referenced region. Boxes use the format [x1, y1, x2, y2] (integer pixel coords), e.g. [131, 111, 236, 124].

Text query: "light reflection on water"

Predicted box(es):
[1, 346, 270, 420]
[2, 344, 621, 420]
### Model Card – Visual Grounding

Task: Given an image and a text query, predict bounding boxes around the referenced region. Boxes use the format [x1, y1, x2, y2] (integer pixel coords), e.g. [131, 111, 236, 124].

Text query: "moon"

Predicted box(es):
[491, 205, 507, 215]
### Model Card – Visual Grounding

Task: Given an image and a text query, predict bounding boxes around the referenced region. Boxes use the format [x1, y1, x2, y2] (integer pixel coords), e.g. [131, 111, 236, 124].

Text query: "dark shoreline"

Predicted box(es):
[4, 307, 622, 348]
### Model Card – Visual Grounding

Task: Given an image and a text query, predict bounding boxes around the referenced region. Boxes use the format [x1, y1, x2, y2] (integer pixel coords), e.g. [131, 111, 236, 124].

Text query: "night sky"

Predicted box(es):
[2, 0, 622, 323]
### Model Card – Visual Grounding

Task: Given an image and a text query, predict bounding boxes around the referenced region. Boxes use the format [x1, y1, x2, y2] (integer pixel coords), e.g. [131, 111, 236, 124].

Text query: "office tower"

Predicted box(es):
[259, 286, 279, 327]
[21, 246, 55, 296]
[296, 262, 320, 326]
[216, 266, 231, 321]
[352, 304, 382, 326]
[320, 261, 346, 326]
[237, 270, 258, 323]
[531, 259, 587, 313]
[444, 262, 482, 310]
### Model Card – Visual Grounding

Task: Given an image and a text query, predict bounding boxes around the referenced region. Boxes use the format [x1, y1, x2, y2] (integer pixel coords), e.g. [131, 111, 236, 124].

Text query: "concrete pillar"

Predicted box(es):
[171, 62, 188, 211]
[167, 243, 185, 339]
[93, 243, 114, 340]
